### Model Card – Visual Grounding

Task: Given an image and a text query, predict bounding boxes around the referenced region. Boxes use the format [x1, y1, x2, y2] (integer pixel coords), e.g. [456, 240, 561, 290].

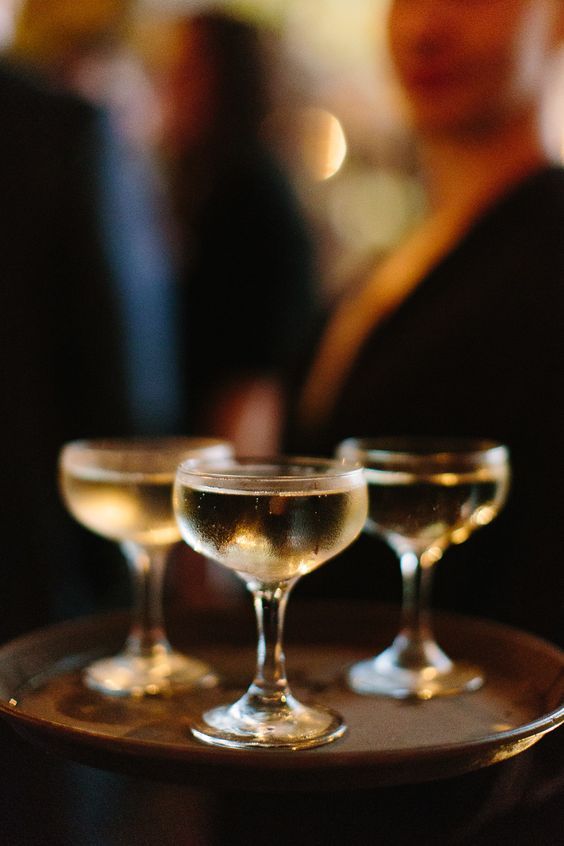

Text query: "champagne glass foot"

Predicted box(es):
[347, 650, 484, 699]
[191, 692, 346, 750]
[84, 651, 217, 697]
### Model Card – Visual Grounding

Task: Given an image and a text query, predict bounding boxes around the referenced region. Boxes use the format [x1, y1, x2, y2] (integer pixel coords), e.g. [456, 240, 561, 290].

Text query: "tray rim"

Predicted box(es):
[0, 608, 563, 773]
[0, 699, 561, 770]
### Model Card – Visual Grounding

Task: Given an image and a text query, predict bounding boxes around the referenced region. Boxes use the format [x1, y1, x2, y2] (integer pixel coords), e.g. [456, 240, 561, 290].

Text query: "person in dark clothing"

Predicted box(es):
[292, 164, 564, 648]
[288, 0, 564, 652]
[0, 56, 184, 846]
[0, 59, 128, 846]
[276, 3, 564, 841]
[0, 60, 133, 638]
[0, 45, 182, 638]
[161, 13, 318, 453]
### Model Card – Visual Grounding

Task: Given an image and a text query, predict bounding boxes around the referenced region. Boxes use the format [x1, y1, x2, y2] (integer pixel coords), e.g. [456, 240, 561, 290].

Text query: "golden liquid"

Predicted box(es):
[61, 468, 179, 545]
[175, 486, 368, 583]
[365, 468, 508, 551]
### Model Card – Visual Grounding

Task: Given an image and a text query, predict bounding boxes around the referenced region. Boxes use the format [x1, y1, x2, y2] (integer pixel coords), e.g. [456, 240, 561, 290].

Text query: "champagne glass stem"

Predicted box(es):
[391, 550, 438, 669]
[122, 541, 170, 658]
[399, 550, 432, 640]
[246, 581, 294, 709]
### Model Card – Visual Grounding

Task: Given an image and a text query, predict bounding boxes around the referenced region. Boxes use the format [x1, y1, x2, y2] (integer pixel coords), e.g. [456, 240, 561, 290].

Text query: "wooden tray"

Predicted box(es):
[0, 603, 562, 791]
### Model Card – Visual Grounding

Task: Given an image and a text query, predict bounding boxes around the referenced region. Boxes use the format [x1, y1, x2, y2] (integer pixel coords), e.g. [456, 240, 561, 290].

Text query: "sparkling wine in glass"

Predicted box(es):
[59, 437, 233, 696]
[336, 437, 510, 699]
[174, 456, 368, 749]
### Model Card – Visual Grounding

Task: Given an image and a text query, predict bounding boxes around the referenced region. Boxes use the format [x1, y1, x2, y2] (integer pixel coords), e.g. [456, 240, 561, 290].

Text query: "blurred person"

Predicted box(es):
[1, 0, 184, 640]
[155, 11, 318, 454]
[10, 0, 182, 436]
[288, 0, 564, 651]
[10, 0, 157, 143]
[0, 52, 131, 846]
[244, 1, 564, 842]
[0, 59, 132, 639]
[0, 5, 188, 842]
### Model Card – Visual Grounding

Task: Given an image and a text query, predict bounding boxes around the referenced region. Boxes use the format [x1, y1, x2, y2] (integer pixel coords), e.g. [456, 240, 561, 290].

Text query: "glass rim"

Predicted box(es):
[61, 436, 232, 455]
[59, 437, 234, 480]
[175, 454, 366, 491]
[337, 436, 509, 468]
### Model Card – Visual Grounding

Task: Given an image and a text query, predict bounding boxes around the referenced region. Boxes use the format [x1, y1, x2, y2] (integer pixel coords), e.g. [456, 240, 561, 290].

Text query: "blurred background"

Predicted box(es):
[2, 0, 564, 633]
[8, 0, 563, 309]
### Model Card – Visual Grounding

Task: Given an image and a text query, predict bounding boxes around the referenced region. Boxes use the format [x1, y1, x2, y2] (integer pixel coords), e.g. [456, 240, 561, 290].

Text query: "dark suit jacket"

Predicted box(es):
[0, 62, 131, 640]
[289, 166, 564, 648]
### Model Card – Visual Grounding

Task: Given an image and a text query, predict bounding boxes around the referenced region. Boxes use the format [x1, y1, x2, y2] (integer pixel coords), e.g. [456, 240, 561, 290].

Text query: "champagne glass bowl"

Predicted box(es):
[173, 456, 368, 749]
[59, 437, 233, 697]
[336, 437, 510, 699]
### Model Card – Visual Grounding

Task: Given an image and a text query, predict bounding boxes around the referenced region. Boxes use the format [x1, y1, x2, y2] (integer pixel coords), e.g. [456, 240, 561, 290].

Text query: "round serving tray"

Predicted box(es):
[0, 603, 562, 791]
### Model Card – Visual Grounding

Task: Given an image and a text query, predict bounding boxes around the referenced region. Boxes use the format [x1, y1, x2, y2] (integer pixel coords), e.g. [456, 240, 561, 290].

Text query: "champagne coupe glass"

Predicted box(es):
[59, 437, 233, 697]
[336, 437, 510, 699]
[174, 456, 368, 749]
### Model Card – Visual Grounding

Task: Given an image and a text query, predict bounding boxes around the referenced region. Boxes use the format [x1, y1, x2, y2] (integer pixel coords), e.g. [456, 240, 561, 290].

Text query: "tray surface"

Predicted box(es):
[0, 603, 562, 790]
